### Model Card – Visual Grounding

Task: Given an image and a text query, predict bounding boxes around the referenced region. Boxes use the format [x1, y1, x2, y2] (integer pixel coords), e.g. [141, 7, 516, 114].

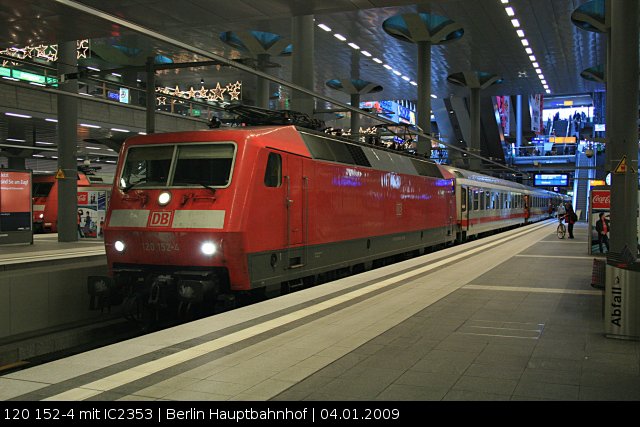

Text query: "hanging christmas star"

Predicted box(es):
[171, 85, 183, 97]
[226, 81, 242, 100]
[210, 82, 227, 102]
[76, 39, 90, 59]
[196, 86, 208, 98]
[184, 86, 197, 99]
[157, 96, 167, 105]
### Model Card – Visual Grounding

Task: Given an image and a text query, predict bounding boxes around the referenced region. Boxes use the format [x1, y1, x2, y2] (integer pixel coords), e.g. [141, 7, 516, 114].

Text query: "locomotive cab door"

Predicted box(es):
[284, 154, 305, 250]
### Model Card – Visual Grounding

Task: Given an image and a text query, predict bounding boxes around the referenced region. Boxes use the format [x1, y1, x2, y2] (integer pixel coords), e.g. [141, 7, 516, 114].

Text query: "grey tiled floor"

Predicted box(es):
[273, 223, 640, 401]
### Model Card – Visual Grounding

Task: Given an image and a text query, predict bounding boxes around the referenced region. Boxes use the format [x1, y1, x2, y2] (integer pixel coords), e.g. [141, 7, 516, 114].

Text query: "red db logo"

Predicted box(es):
[148, 211, 173, 227]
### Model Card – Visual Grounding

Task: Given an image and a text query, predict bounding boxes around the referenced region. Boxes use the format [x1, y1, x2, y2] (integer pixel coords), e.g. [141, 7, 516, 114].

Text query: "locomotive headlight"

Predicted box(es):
[158, 191, 171, 206]
[201, 242, 217, 256]
[114, 240, 126, 252]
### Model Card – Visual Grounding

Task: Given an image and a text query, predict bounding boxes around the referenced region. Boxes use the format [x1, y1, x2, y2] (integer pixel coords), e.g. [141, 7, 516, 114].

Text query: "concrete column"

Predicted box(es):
[56, 41, 78, 242]
[516, 95, 523, 148]
[608, 0, 638, 256]
[256, 53, 271, 108]
[291, 15, 314, 115]
[469, 87, 481, 171]
[350, 94, 360, 136]
[146, 57, 155, 134]
[417, 41, 431, 157]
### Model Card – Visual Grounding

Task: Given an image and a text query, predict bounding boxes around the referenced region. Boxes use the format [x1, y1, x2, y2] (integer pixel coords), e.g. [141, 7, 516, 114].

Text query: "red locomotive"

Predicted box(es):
[92, 108, 564, 321]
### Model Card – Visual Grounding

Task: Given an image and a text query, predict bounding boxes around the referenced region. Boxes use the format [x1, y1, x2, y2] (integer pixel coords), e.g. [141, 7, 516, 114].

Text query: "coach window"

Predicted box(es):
[264, 152, 282, 187]
[485, 192, 491, 210]
[473, 190, 479, 211]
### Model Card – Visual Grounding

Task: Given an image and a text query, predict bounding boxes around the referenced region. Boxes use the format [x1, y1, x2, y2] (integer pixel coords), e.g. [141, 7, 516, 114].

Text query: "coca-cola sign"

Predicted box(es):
[592, 190, 610, 209]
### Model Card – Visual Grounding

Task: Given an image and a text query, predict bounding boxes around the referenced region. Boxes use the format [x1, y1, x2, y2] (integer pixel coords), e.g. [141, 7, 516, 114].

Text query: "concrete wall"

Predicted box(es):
[0, 256, 110, 340]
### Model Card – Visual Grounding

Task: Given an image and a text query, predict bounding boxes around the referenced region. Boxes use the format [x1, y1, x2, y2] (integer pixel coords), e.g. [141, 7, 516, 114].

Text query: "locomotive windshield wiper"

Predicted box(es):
[122, 179, 147, 193]
[175, 179, 216, 194]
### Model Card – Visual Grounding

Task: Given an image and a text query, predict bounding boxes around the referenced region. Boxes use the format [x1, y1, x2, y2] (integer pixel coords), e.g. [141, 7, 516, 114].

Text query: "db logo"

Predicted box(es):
[148, 211, 173, 227]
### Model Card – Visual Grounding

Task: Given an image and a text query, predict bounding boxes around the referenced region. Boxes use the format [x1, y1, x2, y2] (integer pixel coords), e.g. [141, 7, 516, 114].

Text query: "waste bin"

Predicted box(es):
[604, 265, 640, 340]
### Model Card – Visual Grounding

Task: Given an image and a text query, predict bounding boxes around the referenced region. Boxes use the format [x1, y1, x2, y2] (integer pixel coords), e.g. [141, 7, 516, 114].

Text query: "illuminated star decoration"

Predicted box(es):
[185, 86, 197, 100]
[157, 96, 167, 105]
[209, 82, 227, 102]
[225, 81, 242, 101]
[76, 39, 90, 59]
[195, 86, 208, 99]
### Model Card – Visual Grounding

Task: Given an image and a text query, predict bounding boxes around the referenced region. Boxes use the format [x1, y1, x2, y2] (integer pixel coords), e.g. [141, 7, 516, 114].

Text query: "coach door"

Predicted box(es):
[284, 155, 304, 248]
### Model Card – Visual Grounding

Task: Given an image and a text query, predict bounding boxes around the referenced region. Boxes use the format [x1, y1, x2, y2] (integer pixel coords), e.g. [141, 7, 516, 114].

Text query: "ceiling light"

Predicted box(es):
[5, 112, 32, 119]
[79, 92, 93, 96]
[334, 34, 346, 41]
[535, 69, 542, 74]
[516, 30, 525, 38]
[383, 64, 392, 70]
[29, 82, 46, 87]
[410, 81, 417, 86]
[45, 118, 58, 123]
[138, 132, 147, 135]
[505, 7, 515, 16]
[529, 55, 536, 61]
[86, 146, 101, 150]
[86, 66, 100, 72]
[111, 72, 122, 77]
[521, 38, 529, 46]
[402, 76, 410, 81]
[2, 76, 19, 81]
[80, 123, 100, 128]
[501, 0, 509, 3]
[111, 128, 130, 132]
[538, 74, 545, 79]
[35, 141, 54, 145]
[393, 70, 402, 76]
[33, 154, 45, 158]
[317, 23, 332, 32]
[546, 89, 551, 94]
[543, 85, 549, 89]
[525, 47, 533, 54]
[532, 62, 539, 68]
[361, 50, 372, 57]
[6, 138, 26, 142]
[372, 58, 382, 64]
[511, 18, 520, 27]
[106, 160, 116, 164]
[431, 94, 437, 99]
[541, 79, 547, 84]
[348, 42, 360, 50]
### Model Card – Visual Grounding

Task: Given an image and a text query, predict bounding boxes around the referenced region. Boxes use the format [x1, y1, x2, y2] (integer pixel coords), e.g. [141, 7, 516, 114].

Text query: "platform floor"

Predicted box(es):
[0, 234, 104, 266]
[1, 221, 638, 401]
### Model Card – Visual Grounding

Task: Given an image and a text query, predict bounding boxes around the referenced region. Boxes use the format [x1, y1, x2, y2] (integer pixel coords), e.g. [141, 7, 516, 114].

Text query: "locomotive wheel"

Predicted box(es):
[123, 293, 155, 328]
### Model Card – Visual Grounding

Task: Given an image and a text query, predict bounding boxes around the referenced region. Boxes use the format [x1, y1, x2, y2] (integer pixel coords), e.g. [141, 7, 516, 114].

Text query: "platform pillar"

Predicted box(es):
[145, 57, 155, 134]
[604, 0, 639, 340]
[57, 41, 79, 242]
[291, 15, 315, 116]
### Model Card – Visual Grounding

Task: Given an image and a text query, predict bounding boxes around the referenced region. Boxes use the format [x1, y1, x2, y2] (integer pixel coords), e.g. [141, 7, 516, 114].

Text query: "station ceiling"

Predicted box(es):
[0, 0, 609, 167]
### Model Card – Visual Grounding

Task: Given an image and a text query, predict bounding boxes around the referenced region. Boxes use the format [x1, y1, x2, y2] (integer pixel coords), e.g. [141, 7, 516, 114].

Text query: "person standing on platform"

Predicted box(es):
[557, 202, 566, 223]
[595, 212, 610, 253]
[564, 203, 577, 239]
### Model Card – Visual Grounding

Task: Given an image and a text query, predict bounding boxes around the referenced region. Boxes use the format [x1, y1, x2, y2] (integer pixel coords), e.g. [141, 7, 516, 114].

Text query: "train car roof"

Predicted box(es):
[121, 125, 312, 158]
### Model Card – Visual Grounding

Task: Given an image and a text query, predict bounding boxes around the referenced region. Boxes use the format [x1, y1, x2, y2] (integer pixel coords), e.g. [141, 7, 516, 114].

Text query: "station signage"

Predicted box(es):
[534, 174, 568, 186]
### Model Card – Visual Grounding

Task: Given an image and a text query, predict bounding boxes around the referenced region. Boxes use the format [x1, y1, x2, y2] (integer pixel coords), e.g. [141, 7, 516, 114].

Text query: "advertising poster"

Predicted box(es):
[530, 93, 544, 134]
[496, 96, 511, 136]
[77, 189, 109, 239]
[589, 188, 610, 255]
[0, 170, 32, 232]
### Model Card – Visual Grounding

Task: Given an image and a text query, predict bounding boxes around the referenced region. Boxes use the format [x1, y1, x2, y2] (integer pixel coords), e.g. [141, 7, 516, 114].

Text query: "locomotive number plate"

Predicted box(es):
[142, 242, 180, 252]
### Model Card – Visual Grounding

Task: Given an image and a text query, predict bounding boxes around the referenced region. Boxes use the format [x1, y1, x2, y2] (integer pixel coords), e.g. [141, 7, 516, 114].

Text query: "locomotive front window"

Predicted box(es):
[33, 182, 54, 197]
[120, 146, 174, 189]
[120, 143, 236, 190]
[172, 144, 235, 187]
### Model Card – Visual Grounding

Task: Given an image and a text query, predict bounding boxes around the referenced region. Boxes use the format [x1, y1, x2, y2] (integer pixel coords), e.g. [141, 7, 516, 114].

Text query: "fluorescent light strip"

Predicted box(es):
[525, 47, 533, 54]
[410, 81, 417, 86]
[372, 58, 382, 64]
[111, 128, 130, 132]
[401, 76, 410, 81]
[511, 18, 520, 27]
[431, 94, 438, 99]
[2, 76, 19, 81]
[29, 82, 46, 87]
[5, 112, 32, 119]
[383, 64, 392, 70]
[86, 66, 100, 72]
[111, 73, 122, 77]
[505, 7, 515, 16]
[33, 154, 45, 158]
[521, 39, 529, 46]
[501, 0, 509, 3]
[361, 50, 372, 57]
[138, 132, 147, 135]
[6, 138, 26, 142]
[535, 69, 542, 74]
[516, 29, 525, 38]
[348, 42, 360, 50]
[80, 123, 101, 128]
[36, 141, 54, 145]
[45, 118, 58, 123]
[317, 23, 332, 32]
[334, 34, 346, 41]
[86, 146, 101, 150]
[541, 80, 547, 84]
[532, 62, 539, 68]
[392, 70, 402, 76]
[529, 55, 536, 61]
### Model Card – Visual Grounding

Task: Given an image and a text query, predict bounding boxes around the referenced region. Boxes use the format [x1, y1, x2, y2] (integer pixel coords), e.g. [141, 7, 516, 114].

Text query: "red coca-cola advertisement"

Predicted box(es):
[591, 190, 610, 209]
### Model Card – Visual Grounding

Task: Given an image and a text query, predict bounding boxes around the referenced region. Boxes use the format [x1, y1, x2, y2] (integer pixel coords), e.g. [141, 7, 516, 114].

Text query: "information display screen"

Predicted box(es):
[534, 174, 568, 186]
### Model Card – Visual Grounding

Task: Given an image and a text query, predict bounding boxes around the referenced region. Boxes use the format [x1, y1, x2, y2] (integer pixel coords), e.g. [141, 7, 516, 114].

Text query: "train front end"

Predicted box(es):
[100, 131, 246, 320]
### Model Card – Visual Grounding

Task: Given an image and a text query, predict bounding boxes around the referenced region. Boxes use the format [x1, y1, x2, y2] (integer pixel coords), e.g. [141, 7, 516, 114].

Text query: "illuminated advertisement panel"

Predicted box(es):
[0, 170, 32, 232]
[534, 174, 568, 186]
